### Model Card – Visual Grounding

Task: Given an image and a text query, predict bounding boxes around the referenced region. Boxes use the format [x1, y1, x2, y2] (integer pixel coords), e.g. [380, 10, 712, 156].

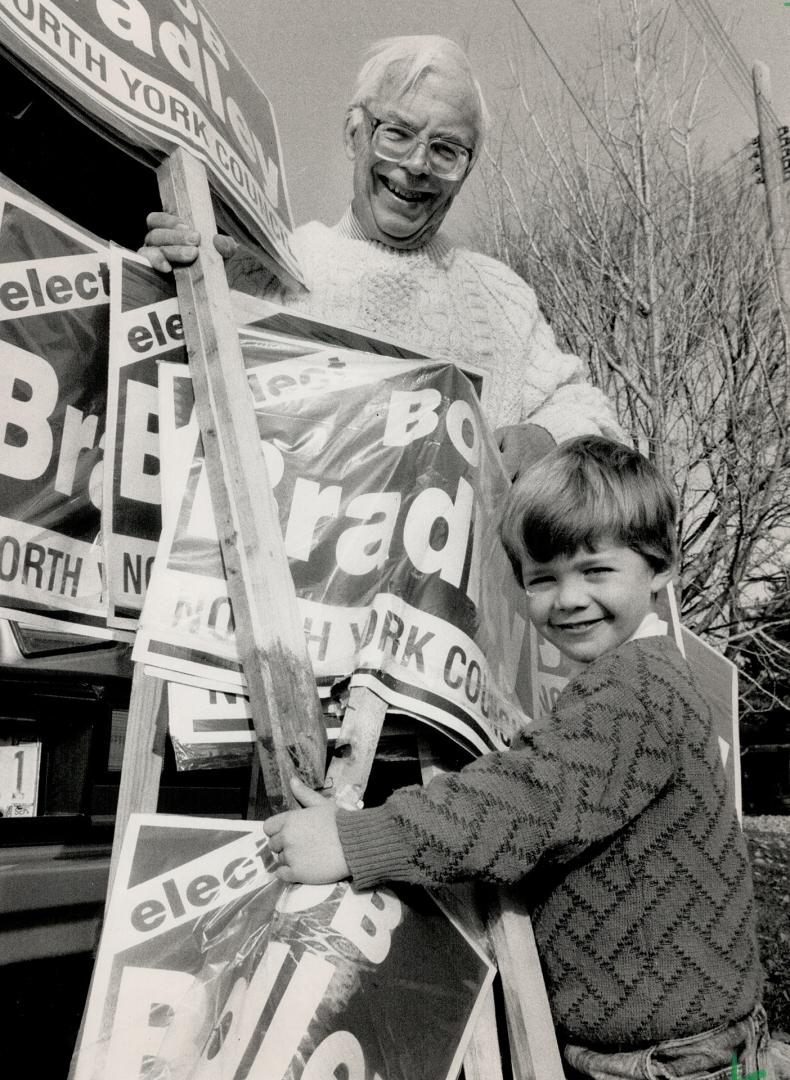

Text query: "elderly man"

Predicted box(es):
[143, 36, 624, 471]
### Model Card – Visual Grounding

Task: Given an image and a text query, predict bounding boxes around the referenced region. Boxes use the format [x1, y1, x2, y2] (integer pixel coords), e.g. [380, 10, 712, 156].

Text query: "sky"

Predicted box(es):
[201, 0, 790, 243]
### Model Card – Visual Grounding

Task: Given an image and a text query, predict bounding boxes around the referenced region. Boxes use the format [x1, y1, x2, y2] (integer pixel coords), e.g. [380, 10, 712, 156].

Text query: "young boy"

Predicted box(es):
[264, 436, 778, 1079]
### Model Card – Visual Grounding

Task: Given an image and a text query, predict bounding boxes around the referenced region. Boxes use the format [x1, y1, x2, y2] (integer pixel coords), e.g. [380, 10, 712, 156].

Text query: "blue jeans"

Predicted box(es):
[562, 1006, 775, 1079]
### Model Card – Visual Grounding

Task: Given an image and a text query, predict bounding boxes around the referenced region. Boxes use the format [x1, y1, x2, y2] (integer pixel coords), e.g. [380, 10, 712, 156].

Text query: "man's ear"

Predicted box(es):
[344, 109, 361, 160]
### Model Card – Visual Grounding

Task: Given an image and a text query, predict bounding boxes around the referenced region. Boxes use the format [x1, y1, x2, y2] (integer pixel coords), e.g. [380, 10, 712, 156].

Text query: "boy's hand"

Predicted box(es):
[263, 777, 351, 885]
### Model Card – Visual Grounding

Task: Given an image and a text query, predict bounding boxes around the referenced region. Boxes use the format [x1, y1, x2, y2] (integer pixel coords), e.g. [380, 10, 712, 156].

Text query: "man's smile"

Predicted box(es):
[380, 175, 433, 202]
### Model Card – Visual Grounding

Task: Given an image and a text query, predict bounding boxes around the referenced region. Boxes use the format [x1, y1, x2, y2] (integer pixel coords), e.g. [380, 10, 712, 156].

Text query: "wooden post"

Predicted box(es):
[325, 686, 388, 809]
[74, 668, 168, 1059]
[753, 61, 790, 328]
[107, 668, 166, 891]
[418, 737, 565, 1080]
[487, 887, 566, 1080]
[157, 147, 326, 814]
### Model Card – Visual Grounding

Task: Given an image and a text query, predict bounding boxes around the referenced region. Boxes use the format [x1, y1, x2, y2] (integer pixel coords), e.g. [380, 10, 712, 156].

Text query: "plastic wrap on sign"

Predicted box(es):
[0, 180, 125, 639]
[0, 0, 301, 285]
[167, 682, 346, 772]
[168, 682, 255, 771]
[103, 247, 187, 630]
[70, 815, 494, 1080]
[136, 345, 534, 760]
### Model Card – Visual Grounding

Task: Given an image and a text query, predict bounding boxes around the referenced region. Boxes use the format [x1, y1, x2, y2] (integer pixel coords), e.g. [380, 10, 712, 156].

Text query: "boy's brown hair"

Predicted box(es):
[499, 436, 678, 587]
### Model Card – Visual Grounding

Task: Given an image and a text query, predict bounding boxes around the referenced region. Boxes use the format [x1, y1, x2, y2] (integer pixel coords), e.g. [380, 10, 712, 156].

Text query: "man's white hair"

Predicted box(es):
[349, 35, 489, 150]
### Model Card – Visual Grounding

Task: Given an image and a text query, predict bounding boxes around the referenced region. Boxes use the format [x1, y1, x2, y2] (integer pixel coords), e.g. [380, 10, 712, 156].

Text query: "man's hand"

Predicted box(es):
[495, 423, 555, 482]
[263, 777, 351, 885]
[138, 211, 238, 273]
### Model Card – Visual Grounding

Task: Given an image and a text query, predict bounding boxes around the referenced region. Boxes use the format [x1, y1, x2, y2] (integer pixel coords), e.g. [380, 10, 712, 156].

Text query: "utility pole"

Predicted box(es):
[752, 61, 790, 328]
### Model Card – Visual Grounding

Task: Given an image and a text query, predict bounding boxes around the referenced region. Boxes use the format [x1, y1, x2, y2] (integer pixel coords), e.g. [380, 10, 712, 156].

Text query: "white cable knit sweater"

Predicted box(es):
[229, 210, 623, 437]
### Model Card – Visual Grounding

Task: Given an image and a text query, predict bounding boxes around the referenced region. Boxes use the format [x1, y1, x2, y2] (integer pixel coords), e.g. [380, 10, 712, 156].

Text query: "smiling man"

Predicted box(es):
[344, 55, 478, 250]
[142, 36, 624, 474]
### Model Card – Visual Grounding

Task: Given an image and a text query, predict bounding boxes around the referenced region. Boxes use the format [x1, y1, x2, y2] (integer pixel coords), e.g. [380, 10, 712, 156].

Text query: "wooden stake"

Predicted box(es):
[462, 986, 505, 1080]
[325, 686, 388, 809]
[487, 886, 566, 1080]
[107, 667, 166, 891]
[418, 737, 565, 1080]
[157, 148, 326, 813]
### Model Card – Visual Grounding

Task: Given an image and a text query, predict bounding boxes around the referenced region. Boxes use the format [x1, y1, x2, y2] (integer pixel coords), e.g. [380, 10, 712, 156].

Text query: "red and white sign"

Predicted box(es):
[0, 183, 124, 638]
[71, 814, 494, 1080]
[135, 349, 534, 757]
[0, 0, 300, 283]
[103, 247, 187, 628]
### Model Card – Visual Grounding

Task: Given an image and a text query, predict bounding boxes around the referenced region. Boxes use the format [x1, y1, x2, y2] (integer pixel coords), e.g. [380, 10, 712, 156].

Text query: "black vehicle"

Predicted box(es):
[0, 619, 253, 969]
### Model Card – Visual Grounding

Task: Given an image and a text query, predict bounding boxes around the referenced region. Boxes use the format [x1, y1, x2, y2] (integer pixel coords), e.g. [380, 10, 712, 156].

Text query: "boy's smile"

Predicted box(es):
[520, 541, 672, 664]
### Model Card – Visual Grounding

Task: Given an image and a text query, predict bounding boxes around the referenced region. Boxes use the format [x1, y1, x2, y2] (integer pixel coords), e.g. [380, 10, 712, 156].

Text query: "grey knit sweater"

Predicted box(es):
[336, 636, 763, 1048]
[228, 210, 624, 436]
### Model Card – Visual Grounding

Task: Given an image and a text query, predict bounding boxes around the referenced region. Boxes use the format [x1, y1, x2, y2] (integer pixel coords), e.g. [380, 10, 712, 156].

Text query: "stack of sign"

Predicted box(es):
[118, 252, 538, 769]
[0, 4, 741, 1077]
[0, 180, 534, 1078]
[0, 0, 300, 288]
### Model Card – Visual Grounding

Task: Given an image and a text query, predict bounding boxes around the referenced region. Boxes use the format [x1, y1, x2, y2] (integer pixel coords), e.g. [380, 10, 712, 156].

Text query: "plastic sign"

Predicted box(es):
[0, 0, 300, 283]
[103, 247, 187, 628]
[0, 183, 120, 637]
[71, 814, 494, 1080]
[134, 352, 533, 757]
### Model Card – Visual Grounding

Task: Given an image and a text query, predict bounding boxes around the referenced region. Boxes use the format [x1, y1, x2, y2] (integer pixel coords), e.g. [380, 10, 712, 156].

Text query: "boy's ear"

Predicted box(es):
[650, 566, 675, 595]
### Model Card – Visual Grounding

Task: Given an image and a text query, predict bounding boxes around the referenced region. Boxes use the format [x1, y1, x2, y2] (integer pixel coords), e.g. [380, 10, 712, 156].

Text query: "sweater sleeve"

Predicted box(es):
[464, 252, 626, 441]
[336, 652, 674, 891]
[518, 301, 626, 443]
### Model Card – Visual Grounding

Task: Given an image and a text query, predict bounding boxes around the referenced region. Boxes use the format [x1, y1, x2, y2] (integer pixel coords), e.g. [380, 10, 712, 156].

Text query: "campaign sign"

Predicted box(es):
[0, 182, 120, 637]
[0, 0, 299, 284]
[136, 349, 533, 757]
[681, 625, 742, 818]
[167, 682, 345, 771]
[168, 683, 256, 769]
[104, 273, 439, 632]
[104, 247, 187, 628]
[71, 814, 494, 1080]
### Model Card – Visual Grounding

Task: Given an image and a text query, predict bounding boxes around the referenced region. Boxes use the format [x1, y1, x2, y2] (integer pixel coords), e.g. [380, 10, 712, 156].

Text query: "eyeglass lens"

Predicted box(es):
[372, 123, 469, 178]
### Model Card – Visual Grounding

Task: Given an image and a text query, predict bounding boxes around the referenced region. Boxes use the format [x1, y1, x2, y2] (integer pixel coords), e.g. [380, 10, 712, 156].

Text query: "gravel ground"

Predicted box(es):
[744, 816, 790, 1037]
[745, 815, 790, 835]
